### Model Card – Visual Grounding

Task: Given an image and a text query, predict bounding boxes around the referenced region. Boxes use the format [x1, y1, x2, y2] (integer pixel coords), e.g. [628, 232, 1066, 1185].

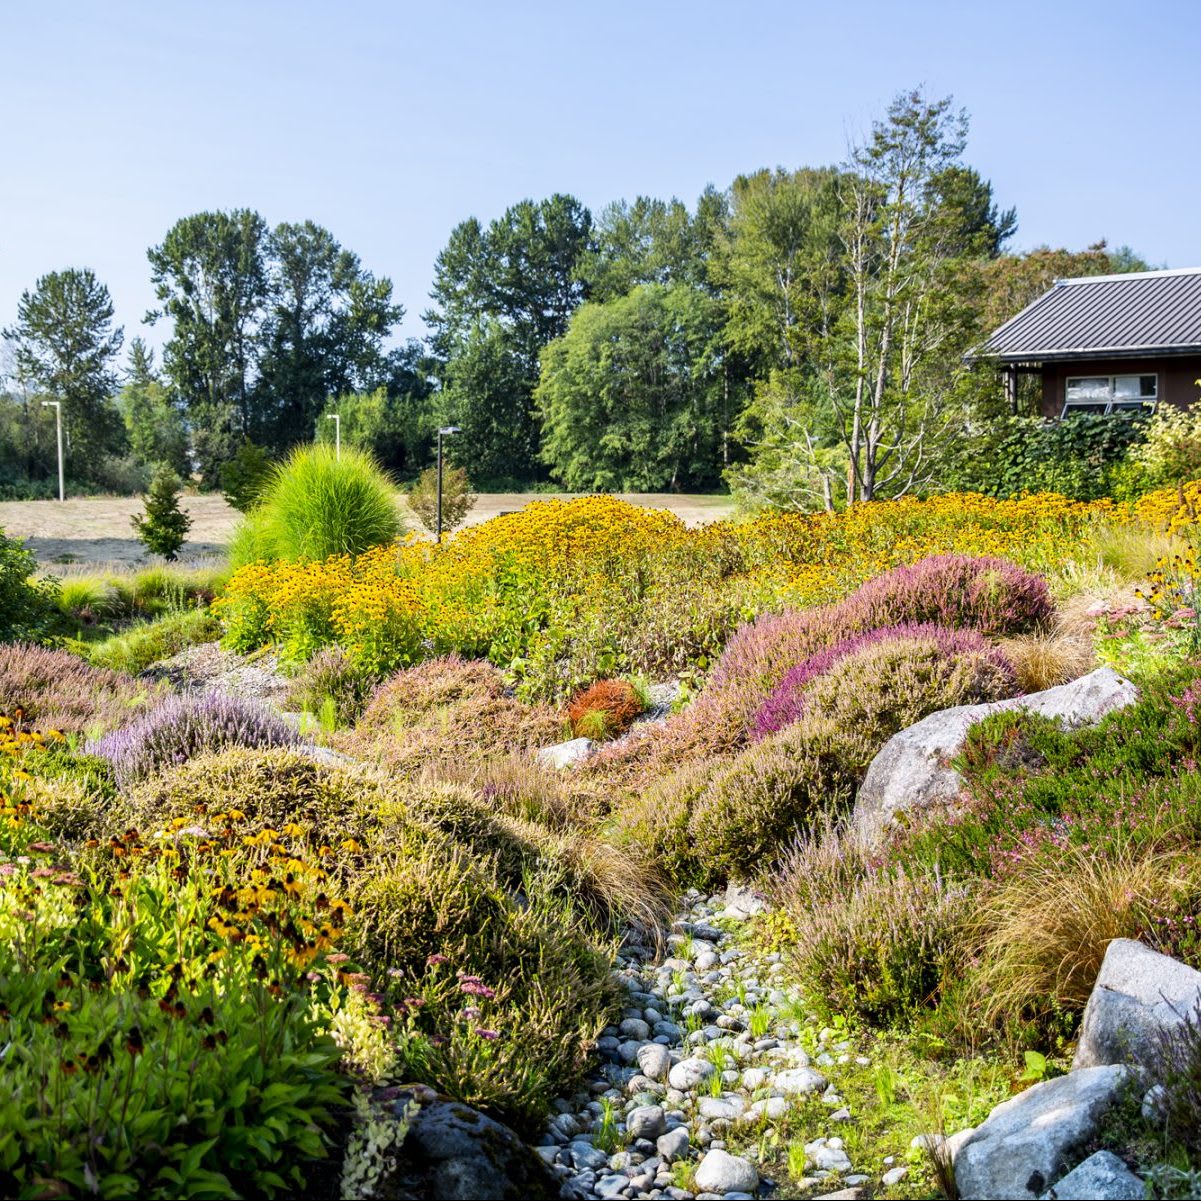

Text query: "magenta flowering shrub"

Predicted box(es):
[753, 623, 1017, 739]
[88, 692, 301, 789]
[847, 555, 1052, 636]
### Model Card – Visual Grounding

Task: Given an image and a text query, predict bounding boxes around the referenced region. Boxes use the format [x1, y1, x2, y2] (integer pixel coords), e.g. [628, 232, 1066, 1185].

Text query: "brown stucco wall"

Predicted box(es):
[1039, 356, 1201, 418]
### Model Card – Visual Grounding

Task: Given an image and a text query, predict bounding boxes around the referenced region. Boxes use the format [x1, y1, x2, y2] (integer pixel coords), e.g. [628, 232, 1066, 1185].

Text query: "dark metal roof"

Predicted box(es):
[976, 267, 1201, 363]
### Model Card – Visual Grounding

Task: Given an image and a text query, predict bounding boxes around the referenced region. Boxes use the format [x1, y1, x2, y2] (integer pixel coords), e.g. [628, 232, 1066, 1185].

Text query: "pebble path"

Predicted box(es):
[534, 887, 910, 1200]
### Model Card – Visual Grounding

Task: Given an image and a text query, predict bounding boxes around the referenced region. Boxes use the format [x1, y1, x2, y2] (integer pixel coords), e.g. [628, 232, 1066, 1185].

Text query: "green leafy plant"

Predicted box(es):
[221, 441, 275, 512]
[0, 528, 58, 641]
[406, 464, 476, 535]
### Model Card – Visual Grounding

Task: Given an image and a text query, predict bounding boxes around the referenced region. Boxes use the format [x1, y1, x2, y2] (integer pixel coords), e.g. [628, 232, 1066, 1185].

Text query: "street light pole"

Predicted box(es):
[41, 401, 63, 502]
[325, 413, 341, 460]
[435, 425, 460, 543]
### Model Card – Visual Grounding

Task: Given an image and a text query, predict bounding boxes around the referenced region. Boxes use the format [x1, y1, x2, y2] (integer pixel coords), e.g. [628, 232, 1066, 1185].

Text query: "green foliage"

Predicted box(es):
[230, 444, 402, 566]
[0, 529, 58, 641]
[941, 411, 1149, 500]
[436, 321, 540, 483]
[689, 718, 869, 883]
[407, 464, 477, 534]
[0, 820, 348, 1198]
[788, 864, 971, 1026]
[287, 647, 375, 728]
[119, 338, 189, 476]
[426, 194, 593, 481]
[220, 441, 275, 512]
[315, 382, 436, 477]
[537, 283, 728, 491]
[147, 210, 403, 483]
[131, 466, 192, 560]
[1131, 400, 1201, 489]
[2, 267, 126, 482]
[85, 608, 221, 675]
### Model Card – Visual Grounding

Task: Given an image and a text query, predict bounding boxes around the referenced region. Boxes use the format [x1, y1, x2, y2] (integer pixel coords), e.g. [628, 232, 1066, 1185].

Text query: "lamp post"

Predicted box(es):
[325, 413, 341, 460]
[41, 400, 64, 502]
[435, 425, 460, 543]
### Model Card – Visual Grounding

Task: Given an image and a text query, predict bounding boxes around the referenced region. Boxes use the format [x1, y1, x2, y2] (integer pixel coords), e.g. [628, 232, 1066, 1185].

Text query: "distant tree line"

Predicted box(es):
[0, 87, 1154, 505]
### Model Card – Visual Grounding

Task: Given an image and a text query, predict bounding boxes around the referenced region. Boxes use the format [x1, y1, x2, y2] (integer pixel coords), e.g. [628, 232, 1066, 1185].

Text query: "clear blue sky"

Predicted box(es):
[3, 0, 1199, 354]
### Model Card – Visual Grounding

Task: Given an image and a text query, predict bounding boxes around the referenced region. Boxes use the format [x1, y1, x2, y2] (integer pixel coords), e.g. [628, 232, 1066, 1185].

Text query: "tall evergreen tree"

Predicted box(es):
[2, 267, 125, 482]
[255, 221, 403, 448]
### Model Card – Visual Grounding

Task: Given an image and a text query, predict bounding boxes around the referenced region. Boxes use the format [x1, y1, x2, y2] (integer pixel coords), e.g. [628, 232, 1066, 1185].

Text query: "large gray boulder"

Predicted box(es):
[1074, 937, 1201, 1072]
[382, 1099, 561, 1200]
[853, 667, 1137, 845]
[953, 1065, 1132, 1200]
[1038, 1149, 1144, 1199]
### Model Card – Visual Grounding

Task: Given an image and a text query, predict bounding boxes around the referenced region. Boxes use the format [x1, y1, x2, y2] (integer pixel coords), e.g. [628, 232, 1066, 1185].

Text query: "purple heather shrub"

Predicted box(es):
[753, 623, 1017, 740]
[88, 691, 301, 789]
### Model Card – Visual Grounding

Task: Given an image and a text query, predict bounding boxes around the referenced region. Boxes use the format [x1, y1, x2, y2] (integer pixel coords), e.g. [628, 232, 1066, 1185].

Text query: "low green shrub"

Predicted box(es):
[788, 864, 971, 1027]
[407, 464, 476, 534]
[125, 748, 380, 850]
[614, 760, 713, 890]
[85, 608, 221, 675]
[0, 528, 58, 641]
[349, 841, 620, 1133]
[688, 717, 871, 883]
[398, 781, 667, 934]
[230, 444, 402, 567]
[771, 630, 1017, 745]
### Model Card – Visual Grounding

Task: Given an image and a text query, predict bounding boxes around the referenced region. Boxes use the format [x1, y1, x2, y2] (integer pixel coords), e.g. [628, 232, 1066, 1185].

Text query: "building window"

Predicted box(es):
[1063, 374, 1157, 416]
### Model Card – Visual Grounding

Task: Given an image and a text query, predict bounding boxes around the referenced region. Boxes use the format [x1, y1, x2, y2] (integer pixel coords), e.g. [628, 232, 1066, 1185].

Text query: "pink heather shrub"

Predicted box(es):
[88, 691, 301, 789]
[847, 555, 1052, 637]
[0, 642, 162, 735]
[753, 623, 1018, 739]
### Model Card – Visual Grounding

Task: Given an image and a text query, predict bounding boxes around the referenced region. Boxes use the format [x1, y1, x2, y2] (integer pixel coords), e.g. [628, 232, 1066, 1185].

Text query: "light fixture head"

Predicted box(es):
[438, 425, 461, 435]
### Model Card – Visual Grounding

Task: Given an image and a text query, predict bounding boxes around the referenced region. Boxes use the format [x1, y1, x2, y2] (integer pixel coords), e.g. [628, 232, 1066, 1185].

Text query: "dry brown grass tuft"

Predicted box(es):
[999, 630, 1097, 693]
[969, 845, 1201, 1029]
[339, 654, 563, 776]
[423, 753, 600, 829]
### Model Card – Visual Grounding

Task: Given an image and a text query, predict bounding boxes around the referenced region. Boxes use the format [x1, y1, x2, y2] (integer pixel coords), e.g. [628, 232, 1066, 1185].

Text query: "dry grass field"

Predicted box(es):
[0, 491, 736, 570]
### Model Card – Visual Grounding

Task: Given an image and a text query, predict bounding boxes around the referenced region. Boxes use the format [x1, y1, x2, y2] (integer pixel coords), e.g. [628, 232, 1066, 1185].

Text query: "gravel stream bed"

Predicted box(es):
[534, 888, 910, 1200]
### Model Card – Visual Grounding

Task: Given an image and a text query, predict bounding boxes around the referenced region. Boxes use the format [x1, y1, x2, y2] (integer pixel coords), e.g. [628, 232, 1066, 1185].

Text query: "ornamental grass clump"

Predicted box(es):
[753, 623, 1018, 740]
[567, 678, 645, 740]
[89, 692, 301, 789]
[965, 845, 1201, 1038]
[230, 444, 402, 567]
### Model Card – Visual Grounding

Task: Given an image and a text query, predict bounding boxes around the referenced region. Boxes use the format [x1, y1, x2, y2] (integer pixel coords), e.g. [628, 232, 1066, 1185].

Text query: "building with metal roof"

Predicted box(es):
[972, 266, 1201, 418]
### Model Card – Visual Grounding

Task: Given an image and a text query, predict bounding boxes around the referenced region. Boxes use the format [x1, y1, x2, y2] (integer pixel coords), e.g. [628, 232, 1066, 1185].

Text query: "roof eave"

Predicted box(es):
[978, 344, 1201, 365]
